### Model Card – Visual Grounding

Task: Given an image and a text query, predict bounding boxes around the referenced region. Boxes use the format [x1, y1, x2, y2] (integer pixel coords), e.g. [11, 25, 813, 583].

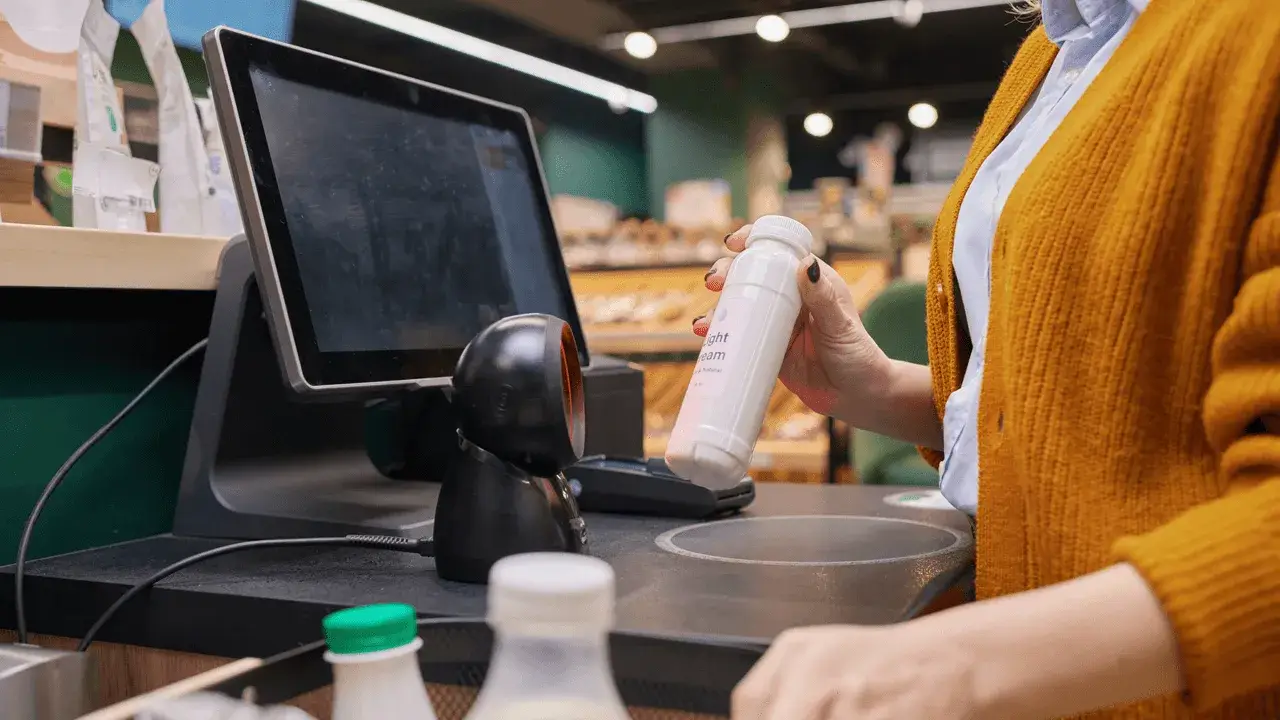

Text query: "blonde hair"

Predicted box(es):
[1011, 0, 1041, 19]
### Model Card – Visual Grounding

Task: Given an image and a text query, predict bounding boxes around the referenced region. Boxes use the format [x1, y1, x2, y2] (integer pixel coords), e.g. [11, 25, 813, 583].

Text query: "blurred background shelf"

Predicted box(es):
[1, 0, 977, 494]
[644, 436, 828, 475]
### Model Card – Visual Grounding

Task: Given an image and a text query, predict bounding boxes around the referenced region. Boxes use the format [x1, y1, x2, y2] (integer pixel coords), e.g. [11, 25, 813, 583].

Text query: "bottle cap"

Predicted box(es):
[323, 603, 418, 655]
[747, 215, 813, 255]
[488, 553, 615, 632]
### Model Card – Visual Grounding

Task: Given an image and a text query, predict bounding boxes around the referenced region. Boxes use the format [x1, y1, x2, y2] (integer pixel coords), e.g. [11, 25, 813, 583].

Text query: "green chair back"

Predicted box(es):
[853, 281, 938, 486]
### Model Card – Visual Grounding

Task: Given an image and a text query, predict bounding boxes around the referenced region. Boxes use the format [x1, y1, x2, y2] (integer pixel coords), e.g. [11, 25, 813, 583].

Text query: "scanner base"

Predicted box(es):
[566, 456, 755, 519]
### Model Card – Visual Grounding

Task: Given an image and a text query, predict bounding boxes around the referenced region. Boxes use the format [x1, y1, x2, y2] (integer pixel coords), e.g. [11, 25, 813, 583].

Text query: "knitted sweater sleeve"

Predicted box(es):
[1113, 160, 1280, 710]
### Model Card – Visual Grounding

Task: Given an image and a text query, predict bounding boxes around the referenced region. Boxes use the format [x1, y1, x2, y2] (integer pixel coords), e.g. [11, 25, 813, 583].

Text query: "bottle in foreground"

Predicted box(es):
[464, 553, 629, 720]
[666, 214, 814, 489]
[324, 603, 437, 720]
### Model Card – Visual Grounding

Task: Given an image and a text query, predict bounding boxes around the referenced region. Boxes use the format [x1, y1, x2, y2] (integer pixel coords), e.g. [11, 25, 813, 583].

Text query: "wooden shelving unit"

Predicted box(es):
[0, 223, 896, 483]
[0, 224, 228, 290]
[568, 257, 893, 482]
[643, 437, 829, 475]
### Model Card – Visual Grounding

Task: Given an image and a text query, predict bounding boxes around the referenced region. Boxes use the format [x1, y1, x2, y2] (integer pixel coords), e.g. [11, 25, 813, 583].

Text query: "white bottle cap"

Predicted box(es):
[748, 215, 813, 255]
[487, 553, 615, 633]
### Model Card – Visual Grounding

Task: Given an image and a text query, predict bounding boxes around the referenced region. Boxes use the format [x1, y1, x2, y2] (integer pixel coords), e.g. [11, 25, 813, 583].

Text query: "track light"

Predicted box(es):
[804, 113, 833, 137]
[623, 31, 657, 59]
[602, 0, 1010, 48]
[908, 102, 939, 129]
[755, 15, 791, 42]
[300, 0, 658, 113]
[895, 0, 925, 27]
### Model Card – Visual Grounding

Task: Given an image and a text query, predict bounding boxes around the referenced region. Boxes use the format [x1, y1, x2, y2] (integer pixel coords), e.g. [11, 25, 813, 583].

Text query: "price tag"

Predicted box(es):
[72, 143, 159, 213]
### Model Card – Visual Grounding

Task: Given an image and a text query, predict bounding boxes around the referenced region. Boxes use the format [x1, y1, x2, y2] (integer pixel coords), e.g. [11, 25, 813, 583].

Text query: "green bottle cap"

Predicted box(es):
[323, 603, 418, 655]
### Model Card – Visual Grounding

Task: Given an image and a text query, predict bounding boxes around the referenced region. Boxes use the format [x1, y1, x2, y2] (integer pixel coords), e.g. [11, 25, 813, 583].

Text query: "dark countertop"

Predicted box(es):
[0, 484, 972, 659]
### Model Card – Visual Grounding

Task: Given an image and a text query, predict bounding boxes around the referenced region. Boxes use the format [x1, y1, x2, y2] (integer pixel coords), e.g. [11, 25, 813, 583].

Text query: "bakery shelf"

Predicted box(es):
[643, 437, 828, 474]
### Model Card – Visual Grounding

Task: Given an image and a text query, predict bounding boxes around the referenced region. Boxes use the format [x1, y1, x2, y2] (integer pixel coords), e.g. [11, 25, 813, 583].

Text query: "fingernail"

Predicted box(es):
[723, 233, 732, 245]
[703, 269, 714, 282]
[806, 260, 821, 283]
[692, 314, 706, 325]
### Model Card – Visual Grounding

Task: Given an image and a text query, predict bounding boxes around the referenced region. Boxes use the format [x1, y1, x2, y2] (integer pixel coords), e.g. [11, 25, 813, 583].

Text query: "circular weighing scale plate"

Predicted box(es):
[654, 515, 968, 567]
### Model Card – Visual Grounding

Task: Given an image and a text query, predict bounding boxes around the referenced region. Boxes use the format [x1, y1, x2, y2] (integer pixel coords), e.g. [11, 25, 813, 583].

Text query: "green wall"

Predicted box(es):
[0, 290, 210, 565]
[646, 70, 748, 221]
[645, 69, 782, 221]
[538, 123, 648, 216]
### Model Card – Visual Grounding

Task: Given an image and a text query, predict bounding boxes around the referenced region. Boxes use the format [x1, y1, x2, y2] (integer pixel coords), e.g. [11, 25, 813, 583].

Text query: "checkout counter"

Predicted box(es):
[0, 27, 973, 718]
[0, 223, 973, 717]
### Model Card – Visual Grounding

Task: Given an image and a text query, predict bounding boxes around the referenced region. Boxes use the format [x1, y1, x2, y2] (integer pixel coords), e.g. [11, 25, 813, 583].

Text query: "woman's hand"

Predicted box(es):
[697, 224, 943, 448]
[732, 624, 986, 720]
[697, 224, 890, 421]
[732, 565, 1185, 720]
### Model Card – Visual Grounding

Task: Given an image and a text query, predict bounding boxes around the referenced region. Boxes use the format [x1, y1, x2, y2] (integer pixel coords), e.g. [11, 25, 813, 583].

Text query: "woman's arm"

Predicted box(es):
[918, 564, 1183, 718]
[933, 160, 1280, 718]
[1106, 164, 1280, 709]
[730, 563, 1185, 720]
[838, 358, 944, 450]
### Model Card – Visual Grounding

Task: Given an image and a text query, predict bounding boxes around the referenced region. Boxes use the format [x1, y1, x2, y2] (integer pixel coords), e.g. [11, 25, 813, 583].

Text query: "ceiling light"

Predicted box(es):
[602, 0, 1010, 48]
[908, 102, 938, 129]
[804, 112, 833, 137]
[755, 15, 790, 42]
[623, 31, 657, 59]
[895, 0, 924, 27]
[300, 0, 658, 114]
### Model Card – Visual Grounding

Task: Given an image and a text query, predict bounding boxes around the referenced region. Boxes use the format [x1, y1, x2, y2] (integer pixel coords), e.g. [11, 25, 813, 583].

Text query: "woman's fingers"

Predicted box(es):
[704, 257, 733, 291]
[692, 313, 711, 337]
[796, 256, 855, 340]
[725, 224, 752, 253]
[733, 629, 821, 720]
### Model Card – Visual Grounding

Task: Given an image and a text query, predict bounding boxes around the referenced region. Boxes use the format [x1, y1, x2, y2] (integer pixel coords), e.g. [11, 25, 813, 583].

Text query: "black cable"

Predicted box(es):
[14, 338, 210, 644]
[77, 534, 433, 652]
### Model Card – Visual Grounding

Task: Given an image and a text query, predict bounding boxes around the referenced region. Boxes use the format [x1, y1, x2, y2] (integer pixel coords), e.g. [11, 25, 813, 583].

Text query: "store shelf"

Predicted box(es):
[0, 223, 229, 290]
[588, 329, 704, 355]
[644, 437, 828, 474]
[572, 259, 892, 357]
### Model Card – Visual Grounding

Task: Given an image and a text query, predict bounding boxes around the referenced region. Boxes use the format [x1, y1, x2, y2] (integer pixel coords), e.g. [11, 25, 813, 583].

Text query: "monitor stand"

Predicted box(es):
[172, 236, 441, 541]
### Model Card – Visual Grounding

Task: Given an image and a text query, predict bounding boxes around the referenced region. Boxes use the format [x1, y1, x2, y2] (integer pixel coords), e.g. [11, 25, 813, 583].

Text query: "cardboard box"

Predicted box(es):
[0, 156, 34, 203]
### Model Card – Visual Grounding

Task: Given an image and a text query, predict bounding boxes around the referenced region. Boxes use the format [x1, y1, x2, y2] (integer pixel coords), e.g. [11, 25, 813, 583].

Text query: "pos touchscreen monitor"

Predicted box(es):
[204, 27, 586, 395]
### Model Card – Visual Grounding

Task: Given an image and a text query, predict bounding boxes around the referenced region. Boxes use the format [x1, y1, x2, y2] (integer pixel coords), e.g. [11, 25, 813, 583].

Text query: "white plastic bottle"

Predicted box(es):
[464, 553, 629, 720]
[323, 603, 438, 720]
[666, 215, 813, 489]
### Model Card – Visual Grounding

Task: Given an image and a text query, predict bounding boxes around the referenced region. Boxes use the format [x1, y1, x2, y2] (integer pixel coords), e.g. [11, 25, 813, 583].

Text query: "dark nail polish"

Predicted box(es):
[807, 261, 821, 283]
[723, 233, 732, 245]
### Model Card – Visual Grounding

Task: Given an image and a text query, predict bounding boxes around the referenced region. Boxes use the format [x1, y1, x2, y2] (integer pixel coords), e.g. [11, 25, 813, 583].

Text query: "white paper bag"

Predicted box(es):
[73, 0, 153, 231]
[194, 92, 243, 236]
[132, 0, 212, 235]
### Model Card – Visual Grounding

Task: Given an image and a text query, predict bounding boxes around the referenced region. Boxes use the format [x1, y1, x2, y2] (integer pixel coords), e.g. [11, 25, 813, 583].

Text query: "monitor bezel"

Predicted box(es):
[204, 26, 588, 395]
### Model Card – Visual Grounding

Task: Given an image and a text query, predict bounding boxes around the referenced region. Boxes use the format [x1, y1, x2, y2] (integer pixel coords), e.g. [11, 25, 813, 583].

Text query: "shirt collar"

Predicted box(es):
[1042, 0, 1144, 43]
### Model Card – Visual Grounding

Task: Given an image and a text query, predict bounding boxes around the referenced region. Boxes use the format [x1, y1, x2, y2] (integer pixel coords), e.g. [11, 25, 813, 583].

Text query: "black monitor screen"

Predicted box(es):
[214, 28, 584, 388]
[251, 70, 569, 356]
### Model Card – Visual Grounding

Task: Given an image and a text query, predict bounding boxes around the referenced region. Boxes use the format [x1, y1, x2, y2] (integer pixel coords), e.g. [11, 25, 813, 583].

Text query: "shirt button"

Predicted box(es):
[935, 282, 945, 295]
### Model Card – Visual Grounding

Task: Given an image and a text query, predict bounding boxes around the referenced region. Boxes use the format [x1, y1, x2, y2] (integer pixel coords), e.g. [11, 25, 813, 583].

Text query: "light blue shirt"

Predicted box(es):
[939, 0, 1144, 516]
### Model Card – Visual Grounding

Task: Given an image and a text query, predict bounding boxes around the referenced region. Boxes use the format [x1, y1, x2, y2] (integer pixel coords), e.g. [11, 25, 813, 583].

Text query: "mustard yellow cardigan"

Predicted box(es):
[923, 1, 1280, 717]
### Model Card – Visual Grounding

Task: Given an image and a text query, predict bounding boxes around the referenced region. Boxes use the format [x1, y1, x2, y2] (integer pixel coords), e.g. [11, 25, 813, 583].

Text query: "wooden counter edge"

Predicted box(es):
[0, 223, 229, 290]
